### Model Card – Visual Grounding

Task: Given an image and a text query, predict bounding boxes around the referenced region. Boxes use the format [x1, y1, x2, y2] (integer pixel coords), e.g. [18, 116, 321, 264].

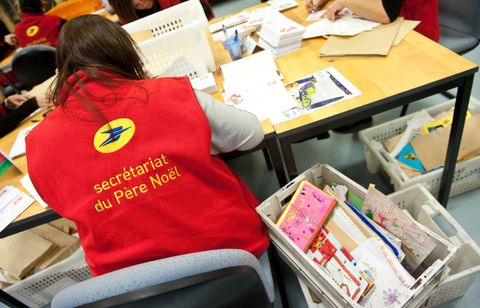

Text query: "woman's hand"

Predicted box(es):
[306, 0, 329, 12]
[325, 0, 347, 21]
[5, 94, 31, 108]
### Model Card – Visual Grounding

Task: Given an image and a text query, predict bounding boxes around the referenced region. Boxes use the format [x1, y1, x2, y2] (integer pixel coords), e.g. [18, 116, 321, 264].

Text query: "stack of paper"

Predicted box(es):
[258, 10, 305, 57]
[220, 50, 296, 123]
[245, 6, 275, 29]
[268, 0, 298, 12]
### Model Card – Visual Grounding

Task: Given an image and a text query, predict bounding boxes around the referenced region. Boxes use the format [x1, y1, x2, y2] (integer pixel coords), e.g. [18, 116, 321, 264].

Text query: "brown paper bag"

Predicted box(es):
[0, 231, 54, 279]
[30, 224, 80, 270]
[411, 115, 480, 171]
[319, 18, 403, 56]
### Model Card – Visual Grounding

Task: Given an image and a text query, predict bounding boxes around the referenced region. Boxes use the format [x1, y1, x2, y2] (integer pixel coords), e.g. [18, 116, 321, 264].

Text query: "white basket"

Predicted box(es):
[388, 184, 480, 306]
[256, 163, 456, 308]
[4, 248, 90, 307]
[122, 0, 216, 78]
[358, 97, 480, 198]
[296, 183, 480, 307]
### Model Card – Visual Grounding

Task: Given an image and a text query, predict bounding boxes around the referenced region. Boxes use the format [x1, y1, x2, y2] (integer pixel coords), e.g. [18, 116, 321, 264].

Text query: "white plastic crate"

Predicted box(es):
[388, 184, 480, 306]
[122, 0, 216, 78]
[256, 163, 456, 308]
[4, 248, 90, 307]
[358, 97, 480, 198]
[296, 183, 480, 307]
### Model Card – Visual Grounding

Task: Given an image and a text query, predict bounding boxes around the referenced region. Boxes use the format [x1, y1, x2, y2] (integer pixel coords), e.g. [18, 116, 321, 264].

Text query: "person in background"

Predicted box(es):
[11, 0, 64, 47]
[109, 0, 214, 24]
[26, 15, 269, 276]
[306, 0, 439, 42]
[0, 93, 49, 138]
[0, 20, 15, 60]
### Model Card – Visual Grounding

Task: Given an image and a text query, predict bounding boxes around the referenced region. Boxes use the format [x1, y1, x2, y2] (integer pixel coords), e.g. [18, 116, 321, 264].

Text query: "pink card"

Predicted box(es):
[276, 181, 336, 251]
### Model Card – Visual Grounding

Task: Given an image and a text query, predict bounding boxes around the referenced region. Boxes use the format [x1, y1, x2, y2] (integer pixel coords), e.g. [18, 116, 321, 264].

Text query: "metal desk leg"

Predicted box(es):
[438, 75, 474, 207]
[280, 139, 298, 181]
[266, 136, 288, 186]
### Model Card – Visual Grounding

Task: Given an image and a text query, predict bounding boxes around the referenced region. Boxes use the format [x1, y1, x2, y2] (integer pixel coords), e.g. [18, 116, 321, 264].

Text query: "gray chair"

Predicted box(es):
[11, 45, 56, 90]
[439, 0, 480, 55]
[51, 249, 274, 308]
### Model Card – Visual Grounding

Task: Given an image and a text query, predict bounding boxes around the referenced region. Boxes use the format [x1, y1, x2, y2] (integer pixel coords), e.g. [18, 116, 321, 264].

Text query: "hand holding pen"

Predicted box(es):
[306, 0, 328, 13]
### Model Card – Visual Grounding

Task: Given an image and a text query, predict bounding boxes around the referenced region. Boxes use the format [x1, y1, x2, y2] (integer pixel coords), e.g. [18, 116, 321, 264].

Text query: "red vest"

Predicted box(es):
[400, 0, 439, 41]
[15, 13, 62, 47]
[26, 72, 269, 276]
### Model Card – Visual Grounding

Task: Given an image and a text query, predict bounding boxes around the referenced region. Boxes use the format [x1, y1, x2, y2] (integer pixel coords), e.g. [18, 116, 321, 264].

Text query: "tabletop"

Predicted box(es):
[270, 2, 478, 135]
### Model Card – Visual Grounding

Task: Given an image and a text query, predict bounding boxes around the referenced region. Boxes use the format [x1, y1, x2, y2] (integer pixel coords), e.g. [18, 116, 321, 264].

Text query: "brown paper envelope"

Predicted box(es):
[0, 231, 54, 279]
[411, 115, 480, 171]
[30, 224, 80, 269]
[393, 20, 420, 45]
[319, 18, 403, 57]
[129, 30, 154, 43]
[325, 219, 359, 252]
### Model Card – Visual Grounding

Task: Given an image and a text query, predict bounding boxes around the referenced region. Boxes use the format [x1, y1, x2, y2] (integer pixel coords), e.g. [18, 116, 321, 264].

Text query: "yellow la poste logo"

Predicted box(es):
[26, 25, 39, 37]
[93, 118, 135, 153]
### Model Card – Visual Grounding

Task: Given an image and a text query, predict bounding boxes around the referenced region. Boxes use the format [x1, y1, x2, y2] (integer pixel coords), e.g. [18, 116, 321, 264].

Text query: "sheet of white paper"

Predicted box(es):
[0, 186, 35, 232]
[306, 10, 326, 21]
[220, 50, 279, 82]
[20, 175, 48, 208]
[8, 124, 38, 159]
[224, 78, 296, 122]
[389, 109, 434, 158]
[303, 12, 380, 38]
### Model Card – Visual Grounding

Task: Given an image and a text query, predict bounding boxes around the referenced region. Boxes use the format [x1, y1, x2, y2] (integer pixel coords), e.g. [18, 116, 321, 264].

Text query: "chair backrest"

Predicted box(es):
[51, 249, 275, 308]
[11, 45, 56, 90]
[438, 0, 480, 54]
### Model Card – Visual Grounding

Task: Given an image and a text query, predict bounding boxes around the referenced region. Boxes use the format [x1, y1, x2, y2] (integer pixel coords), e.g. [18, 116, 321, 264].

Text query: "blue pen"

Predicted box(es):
[234, 29, 239, 41]
[222, 24, 228, 40]
[344, 199, 400, 257]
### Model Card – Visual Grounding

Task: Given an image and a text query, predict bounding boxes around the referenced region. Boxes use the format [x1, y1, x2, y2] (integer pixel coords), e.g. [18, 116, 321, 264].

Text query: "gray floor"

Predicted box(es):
[213, 1, 480, 307]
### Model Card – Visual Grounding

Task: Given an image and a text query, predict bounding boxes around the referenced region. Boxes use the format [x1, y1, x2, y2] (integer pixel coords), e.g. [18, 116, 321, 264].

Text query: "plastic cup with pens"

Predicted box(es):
[222, 26, 242, 61]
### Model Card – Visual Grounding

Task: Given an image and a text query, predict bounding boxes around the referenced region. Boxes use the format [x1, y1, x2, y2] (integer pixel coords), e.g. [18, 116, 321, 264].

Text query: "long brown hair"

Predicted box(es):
[52, 14, 149, 107]
[108, 0, 139, 24]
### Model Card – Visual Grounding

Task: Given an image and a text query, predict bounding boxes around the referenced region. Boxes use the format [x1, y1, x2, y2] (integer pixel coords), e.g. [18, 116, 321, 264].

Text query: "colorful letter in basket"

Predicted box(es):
[276, 181, 336, 251]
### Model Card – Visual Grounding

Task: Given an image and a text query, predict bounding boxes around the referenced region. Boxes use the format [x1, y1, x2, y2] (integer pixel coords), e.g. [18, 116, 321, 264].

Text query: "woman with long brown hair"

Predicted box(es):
[109, 0, 214, 24]
[25, 15, 269, 276]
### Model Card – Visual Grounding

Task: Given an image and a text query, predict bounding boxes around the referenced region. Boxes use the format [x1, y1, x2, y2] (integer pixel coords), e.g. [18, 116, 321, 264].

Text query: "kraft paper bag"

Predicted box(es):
[319, 18, 403, 57]
[411, 115, 480, 171]
[393, 20, 420, 45]
[31, 224, 80, 270]
[0, 231, 54, 279]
